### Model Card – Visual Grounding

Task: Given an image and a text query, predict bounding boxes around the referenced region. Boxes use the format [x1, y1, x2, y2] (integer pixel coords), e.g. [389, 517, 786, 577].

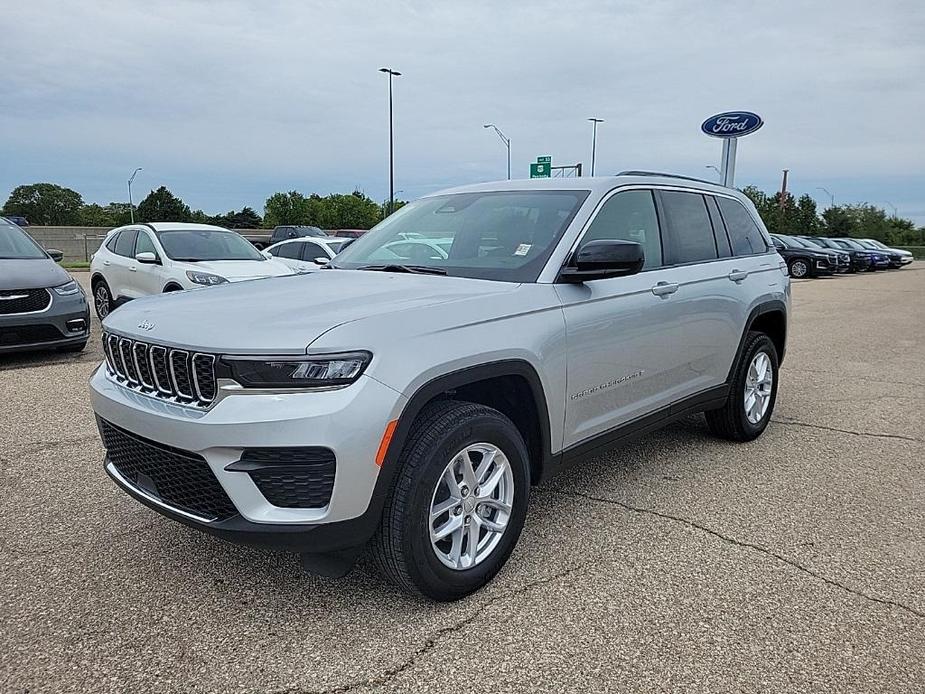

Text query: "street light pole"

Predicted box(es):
[884, 200, 897, 217]
[816, 186, 835, 208]
[705, 164, 721, 180]
[379, 67, 401, 215]
[127, 167, 142, 223]
[587, 118, 603, 176]
[483, 124, 511, 179]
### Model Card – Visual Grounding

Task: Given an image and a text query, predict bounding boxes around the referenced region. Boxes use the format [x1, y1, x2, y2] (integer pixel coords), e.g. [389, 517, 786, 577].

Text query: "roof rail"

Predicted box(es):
[616, 170, 724, 187]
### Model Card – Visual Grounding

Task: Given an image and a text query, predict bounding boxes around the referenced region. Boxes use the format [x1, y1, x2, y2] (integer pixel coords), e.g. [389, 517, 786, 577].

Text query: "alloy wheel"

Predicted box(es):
[744, 351, 773, 424]
[790, 260, 808, 278]
[429, 442, 514, 570]
[95, 285, 110, 318]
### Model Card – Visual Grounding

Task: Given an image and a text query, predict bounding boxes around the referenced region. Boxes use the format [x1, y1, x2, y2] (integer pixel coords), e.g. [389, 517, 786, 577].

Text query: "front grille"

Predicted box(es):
[102, 332, 217, 407]
[100, 419, 237, 521]
[0, 323, 64, 346]
[234, 448, 336, 509]
[0, 288, 51, 315]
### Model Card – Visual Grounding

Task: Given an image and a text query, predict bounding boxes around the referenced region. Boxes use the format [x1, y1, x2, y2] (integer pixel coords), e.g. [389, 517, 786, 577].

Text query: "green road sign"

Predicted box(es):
[530, 162, 551, 178]
[537, 155, 551, 164]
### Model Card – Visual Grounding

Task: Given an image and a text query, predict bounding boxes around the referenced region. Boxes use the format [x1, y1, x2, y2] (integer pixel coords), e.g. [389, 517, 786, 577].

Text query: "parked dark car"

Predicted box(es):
[0, 217, 90, 354]
[825, 238, 891, 271]
[854, 239, 912, 268]
[800, 236, 875, 272]
[770, 233, 836, 278]
[331, 229, 368, 239]
[787, 234, 850, 273]
[3, 214, 29, 226]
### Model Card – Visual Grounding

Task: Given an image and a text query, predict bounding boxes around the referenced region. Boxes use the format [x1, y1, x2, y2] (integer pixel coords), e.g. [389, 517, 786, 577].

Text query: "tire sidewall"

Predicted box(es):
[93, 280, 111, 320]
[789, 259, 808, 278]
[734, 334, 779, 438]
[403, 412, 530, 600]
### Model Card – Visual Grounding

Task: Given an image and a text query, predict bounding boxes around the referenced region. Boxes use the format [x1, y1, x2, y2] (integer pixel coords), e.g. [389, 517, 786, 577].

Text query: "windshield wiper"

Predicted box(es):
[357, 264, 447, 275]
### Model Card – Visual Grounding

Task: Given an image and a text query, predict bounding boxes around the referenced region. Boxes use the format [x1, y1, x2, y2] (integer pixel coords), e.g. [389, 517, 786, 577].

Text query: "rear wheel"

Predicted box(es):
[92, 280, 112, 320]
[371, 400, 530, 601]
[706, 331, 779, 442]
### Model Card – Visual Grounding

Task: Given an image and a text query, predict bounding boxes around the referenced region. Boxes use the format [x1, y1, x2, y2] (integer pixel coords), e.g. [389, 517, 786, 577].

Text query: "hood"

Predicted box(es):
[0, 258, 72, 290]
[102, 269, 518, 353]
[181, 258, 293, 281]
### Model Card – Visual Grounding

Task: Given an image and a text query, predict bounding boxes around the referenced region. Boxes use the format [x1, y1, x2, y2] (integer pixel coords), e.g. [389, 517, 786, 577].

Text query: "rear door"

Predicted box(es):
[108, 228, 138, 300]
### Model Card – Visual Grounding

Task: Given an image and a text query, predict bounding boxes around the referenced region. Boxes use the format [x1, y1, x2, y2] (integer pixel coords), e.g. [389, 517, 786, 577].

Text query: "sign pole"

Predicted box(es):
[720, 137, 737, 187]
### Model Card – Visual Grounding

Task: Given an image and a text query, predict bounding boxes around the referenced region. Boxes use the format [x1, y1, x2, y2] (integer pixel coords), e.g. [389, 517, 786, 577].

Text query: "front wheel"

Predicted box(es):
[788, 259, 809, 278]
[371, 400, 530, 601]
[705, 332, 779, 441]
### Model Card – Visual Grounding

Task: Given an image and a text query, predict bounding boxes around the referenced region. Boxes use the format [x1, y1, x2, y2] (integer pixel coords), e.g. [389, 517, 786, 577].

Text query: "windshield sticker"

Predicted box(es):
[514, 243, 532, 256]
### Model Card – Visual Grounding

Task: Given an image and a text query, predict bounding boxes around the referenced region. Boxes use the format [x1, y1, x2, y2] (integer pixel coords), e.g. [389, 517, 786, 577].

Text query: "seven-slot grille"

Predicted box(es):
[102, 332, 217, 407]
[0, 288, 51, 315]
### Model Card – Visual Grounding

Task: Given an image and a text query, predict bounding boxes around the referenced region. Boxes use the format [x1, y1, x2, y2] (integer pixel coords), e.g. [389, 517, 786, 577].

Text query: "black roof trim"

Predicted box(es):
[616, 170, 724, 187]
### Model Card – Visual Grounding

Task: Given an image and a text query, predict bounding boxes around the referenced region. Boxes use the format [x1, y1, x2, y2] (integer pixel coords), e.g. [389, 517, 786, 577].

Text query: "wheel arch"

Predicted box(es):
[727, 301, 788, 381]
[162, 282, 183, 292]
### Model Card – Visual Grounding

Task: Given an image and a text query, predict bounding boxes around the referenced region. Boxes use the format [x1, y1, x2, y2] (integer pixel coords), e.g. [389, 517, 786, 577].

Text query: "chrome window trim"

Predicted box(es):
[0, 288, 52, 315]
[169, 349, 193, 399]
[191, 353, 216, 403]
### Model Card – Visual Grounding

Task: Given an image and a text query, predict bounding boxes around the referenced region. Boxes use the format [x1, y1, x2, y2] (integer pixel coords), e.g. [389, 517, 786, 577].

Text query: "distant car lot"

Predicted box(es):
[1, 267, 922, 692]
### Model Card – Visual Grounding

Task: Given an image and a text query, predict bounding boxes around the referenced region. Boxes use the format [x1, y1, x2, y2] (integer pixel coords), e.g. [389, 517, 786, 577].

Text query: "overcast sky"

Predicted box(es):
[2, 0, 924, 223]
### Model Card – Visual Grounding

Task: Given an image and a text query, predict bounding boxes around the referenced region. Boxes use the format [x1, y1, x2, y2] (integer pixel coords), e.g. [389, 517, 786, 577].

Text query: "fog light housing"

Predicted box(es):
[66, 318, 87, 333]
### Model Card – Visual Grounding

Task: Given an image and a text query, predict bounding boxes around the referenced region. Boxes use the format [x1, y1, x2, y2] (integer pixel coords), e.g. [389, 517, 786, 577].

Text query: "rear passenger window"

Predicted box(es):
[580, 190, 661, 269]
[659, 192, 717, 265]
[300, 241, 326, 261]
[273, 242, 302, 259]
[105, 232, 120, 252]
[113, 229, 138, 257]
[716, 197, 768, 255]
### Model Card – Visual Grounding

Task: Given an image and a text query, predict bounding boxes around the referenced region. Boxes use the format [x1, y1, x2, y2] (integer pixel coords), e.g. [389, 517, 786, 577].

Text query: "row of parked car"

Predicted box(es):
[769, 233, 913, 278]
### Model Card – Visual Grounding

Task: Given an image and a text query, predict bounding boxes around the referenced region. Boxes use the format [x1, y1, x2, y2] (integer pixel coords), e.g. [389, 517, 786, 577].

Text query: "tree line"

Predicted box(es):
[741, 186, 922, 245]
[1, 183, 406, 230]
[3, 180, 921, 244]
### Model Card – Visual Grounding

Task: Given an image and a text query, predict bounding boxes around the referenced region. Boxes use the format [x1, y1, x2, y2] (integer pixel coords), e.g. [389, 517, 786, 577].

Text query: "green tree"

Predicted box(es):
[2, 183, 83, 225]
[793, 194, 821, 235]
[136, 186, 192, 222]
[381, 198, 408, 220]
[323, 191, 381, 229]
[77, 202, 133, 227]
[263, 191, 310, 227]
[207, 206, 262, 229]
[821, 206, 854, 237]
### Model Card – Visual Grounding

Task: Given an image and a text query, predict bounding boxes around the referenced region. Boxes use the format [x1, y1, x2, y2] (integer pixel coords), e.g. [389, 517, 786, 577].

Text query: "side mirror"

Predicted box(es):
[313, 257, 329, 265]
[135, 251, 160, 264]
[47, 249, 64, 262]
[558, 240, 644, 283]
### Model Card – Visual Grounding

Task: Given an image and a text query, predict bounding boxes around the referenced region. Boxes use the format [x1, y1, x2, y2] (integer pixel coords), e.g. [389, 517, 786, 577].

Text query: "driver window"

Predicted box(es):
[135, 231, 158, 258]
[299, 242, 325, 261]
[579, 190, 661, 269]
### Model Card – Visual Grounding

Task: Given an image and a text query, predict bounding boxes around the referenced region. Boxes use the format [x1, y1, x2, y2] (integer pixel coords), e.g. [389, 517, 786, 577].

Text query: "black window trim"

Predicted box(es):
[714, 195, 770, 257]
[654, 189, 720, 267]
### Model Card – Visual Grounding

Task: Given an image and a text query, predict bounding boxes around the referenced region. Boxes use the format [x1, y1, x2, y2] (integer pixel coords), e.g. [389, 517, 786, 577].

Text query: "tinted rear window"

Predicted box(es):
[716, 198, 768, 255]
[659, 191, 717, 265]
[113, 229, 138, 257]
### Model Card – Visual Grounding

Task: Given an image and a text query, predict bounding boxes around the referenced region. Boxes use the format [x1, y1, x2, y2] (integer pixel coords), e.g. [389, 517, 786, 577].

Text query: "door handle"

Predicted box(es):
[129, 266, 137, 272]
[728, 269, 748, 283]
[651, 281, 679, 297]
[102, 260, 111, 266]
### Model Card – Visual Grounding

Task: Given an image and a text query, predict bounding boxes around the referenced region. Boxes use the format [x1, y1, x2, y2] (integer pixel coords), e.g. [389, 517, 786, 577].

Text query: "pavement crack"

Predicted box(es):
[771, 417, 922, 443]
[278, 564, 587, 694]
[17, 433, 101, 455]
[548, 488, 924, 620]
[785, 367, 925, 389]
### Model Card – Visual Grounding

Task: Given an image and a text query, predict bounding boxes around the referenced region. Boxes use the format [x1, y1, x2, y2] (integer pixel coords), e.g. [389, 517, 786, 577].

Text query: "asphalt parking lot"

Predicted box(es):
[2, 268, 923, 693]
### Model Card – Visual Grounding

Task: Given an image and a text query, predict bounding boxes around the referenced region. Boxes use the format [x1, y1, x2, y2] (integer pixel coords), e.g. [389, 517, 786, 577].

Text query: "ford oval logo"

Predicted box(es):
[701, 111, 763, 139]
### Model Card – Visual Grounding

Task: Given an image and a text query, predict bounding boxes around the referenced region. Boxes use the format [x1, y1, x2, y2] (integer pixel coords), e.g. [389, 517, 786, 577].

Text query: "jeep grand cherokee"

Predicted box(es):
[90, 172, 790, 601]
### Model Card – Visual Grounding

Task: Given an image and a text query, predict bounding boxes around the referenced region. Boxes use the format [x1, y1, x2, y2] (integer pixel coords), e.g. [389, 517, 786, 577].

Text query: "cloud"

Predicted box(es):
[1, 0, 923, 221]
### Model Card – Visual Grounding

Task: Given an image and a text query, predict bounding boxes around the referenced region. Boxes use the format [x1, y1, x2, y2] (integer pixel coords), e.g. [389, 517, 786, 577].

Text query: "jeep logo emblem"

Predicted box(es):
[137, 319, 156, 331]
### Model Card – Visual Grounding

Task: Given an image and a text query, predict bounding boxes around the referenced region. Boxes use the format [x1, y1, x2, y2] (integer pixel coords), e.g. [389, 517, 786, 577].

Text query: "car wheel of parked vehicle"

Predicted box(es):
[705, 331, 779, 442]
[788, 259, 809, 278]
[371, 400, 530, 601]
[92, 279, 113, 320]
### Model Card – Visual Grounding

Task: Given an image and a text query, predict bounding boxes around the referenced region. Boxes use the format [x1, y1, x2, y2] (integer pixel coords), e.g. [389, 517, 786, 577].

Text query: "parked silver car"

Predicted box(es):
[0, 217, 89, 354]
[89, 173, 790, 600]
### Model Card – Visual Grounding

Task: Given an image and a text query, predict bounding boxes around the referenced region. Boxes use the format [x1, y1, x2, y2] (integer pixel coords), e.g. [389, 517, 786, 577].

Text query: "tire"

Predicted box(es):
[788, 258, 809, 279]
[163, 284, 182, 292]
[705, 331, 779, 442]
[370, 400, 531, 601]
[58, 341, 87, 353]
[92, 279, 113, 320]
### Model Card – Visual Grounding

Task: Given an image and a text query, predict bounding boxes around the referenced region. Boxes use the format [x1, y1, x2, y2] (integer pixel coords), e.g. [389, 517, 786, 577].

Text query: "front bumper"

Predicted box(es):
[89, 364, 407, 552]
[0, 290, 90, 354]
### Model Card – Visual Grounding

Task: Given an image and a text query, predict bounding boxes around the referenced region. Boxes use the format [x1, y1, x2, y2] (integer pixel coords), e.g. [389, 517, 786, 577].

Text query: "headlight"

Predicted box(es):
[53, 280, 82, 296]
[220, 351, 372, 388]
[186, 270, 228, 286]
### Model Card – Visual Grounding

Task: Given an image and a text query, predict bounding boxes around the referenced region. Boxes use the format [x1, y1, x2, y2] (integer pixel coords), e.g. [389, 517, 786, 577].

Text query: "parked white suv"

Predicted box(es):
[264, 236, 353, 273]
[90, 174, 789, 601]
[90, 223, 294, 318]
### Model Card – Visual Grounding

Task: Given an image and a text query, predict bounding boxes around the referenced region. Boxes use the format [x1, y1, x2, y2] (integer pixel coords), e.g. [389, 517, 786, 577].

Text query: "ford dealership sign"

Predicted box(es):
[701, 111, 763, 138]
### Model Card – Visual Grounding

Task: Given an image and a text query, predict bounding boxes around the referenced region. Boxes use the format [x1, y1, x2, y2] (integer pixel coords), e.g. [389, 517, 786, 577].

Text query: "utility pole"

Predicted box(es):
[587, 118, 603, 176]
[816, 186, 834, 208]
[778, 169, 789, 232]
[379, 67, 401, 215]
[483, 124, 511, 179]
[128, 167, 142, 223]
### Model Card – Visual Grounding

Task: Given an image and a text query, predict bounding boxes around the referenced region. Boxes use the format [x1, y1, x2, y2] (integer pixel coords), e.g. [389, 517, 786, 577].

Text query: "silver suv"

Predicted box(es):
[90, 173, 790, 601]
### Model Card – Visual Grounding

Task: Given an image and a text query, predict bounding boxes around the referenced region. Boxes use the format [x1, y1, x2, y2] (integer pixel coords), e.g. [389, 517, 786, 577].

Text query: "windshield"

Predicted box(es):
[799, 237, 826, 249]
[865, 239, 889, 249]
[0, 218, 47, 259]
[157, 229, 266, 261]
[833, 238, 863, 250]
[856, 239, 879, 249]
[773, 235, 801, 249]
[331, 190, 589, 282]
